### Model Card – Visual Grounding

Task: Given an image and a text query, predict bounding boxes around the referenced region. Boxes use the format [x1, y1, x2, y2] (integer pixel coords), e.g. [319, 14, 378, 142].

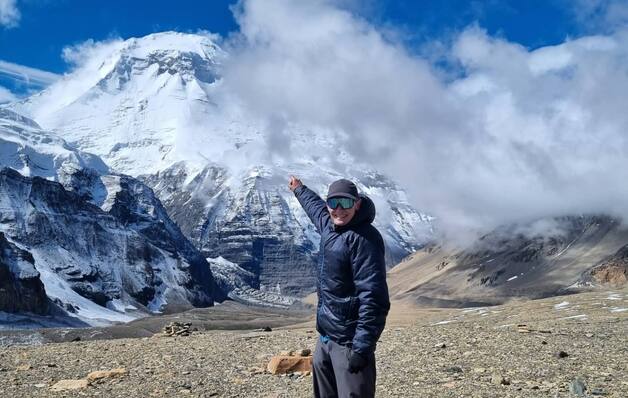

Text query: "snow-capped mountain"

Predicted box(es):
[7, 31, 433, 302]
[0, 110, 215, 326]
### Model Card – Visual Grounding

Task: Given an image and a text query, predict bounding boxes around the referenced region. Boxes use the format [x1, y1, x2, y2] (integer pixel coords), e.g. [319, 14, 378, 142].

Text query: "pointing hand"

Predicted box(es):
[288, 175, 303, 192]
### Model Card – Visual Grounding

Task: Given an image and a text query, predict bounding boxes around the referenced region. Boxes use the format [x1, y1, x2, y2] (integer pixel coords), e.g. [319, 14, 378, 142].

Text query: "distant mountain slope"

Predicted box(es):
[389, 216, 628, 307]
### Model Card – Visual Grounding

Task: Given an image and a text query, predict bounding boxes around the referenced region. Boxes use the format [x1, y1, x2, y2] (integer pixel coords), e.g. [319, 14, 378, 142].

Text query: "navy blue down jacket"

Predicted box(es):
[294, 185, 390, 356]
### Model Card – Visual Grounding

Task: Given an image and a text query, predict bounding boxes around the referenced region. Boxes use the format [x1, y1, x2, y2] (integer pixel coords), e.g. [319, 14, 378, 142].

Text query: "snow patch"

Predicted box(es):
[560, 314, 587, 320]
[431, 320, 456, 325]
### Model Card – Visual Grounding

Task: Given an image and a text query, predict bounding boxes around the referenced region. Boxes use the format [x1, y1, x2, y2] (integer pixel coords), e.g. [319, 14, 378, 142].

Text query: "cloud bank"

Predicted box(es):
[0, 0, 19, 28]
[216, 0, 628, 238]
[0, 60, 61, 87]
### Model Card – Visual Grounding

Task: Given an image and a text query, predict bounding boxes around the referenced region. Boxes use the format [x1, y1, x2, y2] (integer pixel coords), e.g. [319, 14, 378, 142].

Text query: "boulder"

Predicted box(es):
[267, 355, 313, 375]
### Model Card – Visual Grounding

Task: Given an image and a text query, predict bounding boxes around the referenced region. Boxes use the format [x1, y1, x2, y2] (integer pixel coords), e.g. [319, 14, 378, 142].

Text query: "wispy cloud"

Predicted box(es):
[0, 0, 20, 28]
[0, 60, 61, 87]
[0, 85, 17, 103]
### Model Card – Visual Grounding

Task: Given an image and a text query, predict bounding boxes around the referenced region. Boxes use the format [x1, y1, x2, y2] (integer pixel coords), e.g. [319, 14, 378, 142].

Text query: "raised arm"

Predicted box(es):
[289, 176, 331, 233]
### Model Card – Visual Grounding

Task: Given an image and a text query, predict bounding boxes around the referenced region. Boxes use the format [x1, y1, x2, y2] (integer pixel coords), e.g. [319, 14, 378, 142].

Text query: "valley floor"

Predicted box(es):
[1, 289, 626, 397]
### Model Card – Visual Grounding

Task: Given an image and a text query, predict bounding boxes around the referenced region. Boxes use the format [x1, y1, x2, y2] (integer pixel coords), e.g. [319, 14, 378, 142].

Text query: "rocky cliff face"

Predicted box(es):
[0, 167, 214, 323]
[0, 232, 49, 315]
[0, 108, 217, 324]
[582, 244, 628, 288]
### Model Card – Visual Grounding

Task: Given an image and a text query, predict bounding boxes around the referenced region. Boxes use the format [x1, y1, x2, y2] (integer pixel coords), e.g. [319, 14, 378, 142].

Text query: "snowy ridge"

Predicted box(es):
[0, 109, 108, 181]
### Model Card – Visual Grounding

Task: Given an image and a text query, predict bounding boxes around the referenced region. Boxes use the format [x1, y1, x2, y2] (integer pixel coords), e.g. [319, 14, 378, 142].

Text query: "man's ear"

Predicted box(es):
[355, 199, 362, 210]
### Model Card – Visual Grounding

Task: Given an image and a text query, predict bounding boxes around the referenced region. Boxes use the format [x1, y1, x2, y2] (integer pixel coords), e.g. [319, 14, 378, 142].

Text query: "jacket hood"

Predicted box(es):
[336, 194, 376, 230]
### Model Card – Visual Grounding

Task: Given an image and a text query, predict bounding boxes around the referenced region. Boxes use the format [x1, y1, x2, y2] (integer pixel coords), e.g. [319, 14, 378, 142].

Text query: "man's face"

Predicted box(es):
[327, 199, 361, 226]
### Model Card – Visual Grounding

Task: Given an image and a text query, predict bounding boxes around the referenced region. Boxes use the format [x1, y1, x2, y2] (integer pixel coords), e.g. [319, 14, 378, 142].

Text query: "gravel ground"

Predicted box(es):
[1, 289, 626, 397]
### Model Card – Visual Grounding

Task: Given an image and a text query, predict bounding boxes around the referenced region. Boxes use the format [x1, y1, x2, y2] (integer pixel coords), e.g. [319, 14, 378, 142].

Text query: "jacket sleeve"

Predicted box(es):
[350, 232, 390, 356]
[293, 185, 331, 234]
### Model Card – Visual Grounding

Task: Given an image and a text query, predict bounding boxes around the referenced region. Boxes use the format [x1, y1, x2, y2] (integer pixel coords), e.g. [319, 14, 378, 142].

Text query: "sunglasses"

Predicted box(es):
[326, 197, 355, 209]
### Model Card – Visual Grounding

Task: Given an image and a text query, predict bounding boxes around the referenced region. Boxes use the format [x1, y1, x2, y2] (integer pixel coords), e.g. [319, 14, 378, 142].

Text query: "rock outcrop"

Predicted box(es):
[0, 232, 49, 315]
[584, 244, 628, 287]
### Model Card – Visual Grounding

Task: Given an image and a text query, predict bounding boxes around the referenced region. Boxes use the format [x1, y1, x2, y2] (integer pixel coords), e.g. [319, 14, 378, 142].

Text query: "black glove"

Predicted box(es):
[348, 350, 368, 373]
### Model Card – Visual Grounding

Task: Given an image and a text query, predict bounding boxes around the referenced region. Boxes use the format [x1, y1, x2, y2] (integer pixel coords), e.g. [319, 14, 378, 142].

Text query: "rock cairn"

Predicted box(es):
[162, 322, 192, 337]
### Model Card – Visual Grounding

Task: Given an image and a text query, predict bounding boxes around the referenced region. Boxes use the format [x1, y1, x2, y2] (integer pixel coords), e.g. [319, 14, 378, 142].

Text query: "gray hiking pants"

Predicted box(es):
[312, 338, 376, 398]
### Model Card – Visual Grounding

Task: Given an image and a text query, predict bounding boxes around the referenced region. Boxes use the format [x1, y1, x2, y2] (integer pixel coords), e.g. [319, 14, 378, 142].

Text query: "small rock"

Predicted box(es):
[541, 341, 548, 345]
[591, 387, 606, 396]
[435, 343, 447, 349]
[556, 350, 569, 358]
[298, 349, 312, 357]
[472, 367, 486, 374]
[279, 350, 295, 356]
[491, 374, 510, 385]
[262, 326, 272, 332]
[50, 379, 89, 391]
[445, 366, 463, 374]
[569, 377, 587, 396]
[33, 383, 47, 388]
[16, 365, 32, 371]
[248, 367, 265, 375]
[585, 333, 594, 338]
[86, 368, 128, 382]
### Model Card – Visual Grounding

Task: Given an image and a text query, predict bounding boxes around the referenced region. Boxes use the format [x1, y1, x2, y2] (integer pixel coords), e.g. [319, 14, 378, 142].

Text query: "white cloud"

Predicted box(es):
[0, 85, 17, 103]
[220, 0, 628, 240]
[0, 60, 60, 87]
[0, 0, 20, 28]
[570, 0, 628, 32]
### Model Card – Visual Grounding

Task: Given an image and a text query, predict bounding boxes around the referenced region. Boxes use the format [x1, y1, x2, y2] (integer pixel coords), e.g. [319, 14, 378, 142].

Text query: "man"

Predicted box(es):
[289, 176, 390, 398]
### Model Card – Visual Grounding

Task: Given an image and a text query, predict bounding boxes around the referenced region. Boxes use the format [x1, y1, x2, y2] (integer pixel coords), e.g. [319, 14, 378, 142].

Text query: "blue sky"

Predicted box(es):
[0, 0, 622, 98]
